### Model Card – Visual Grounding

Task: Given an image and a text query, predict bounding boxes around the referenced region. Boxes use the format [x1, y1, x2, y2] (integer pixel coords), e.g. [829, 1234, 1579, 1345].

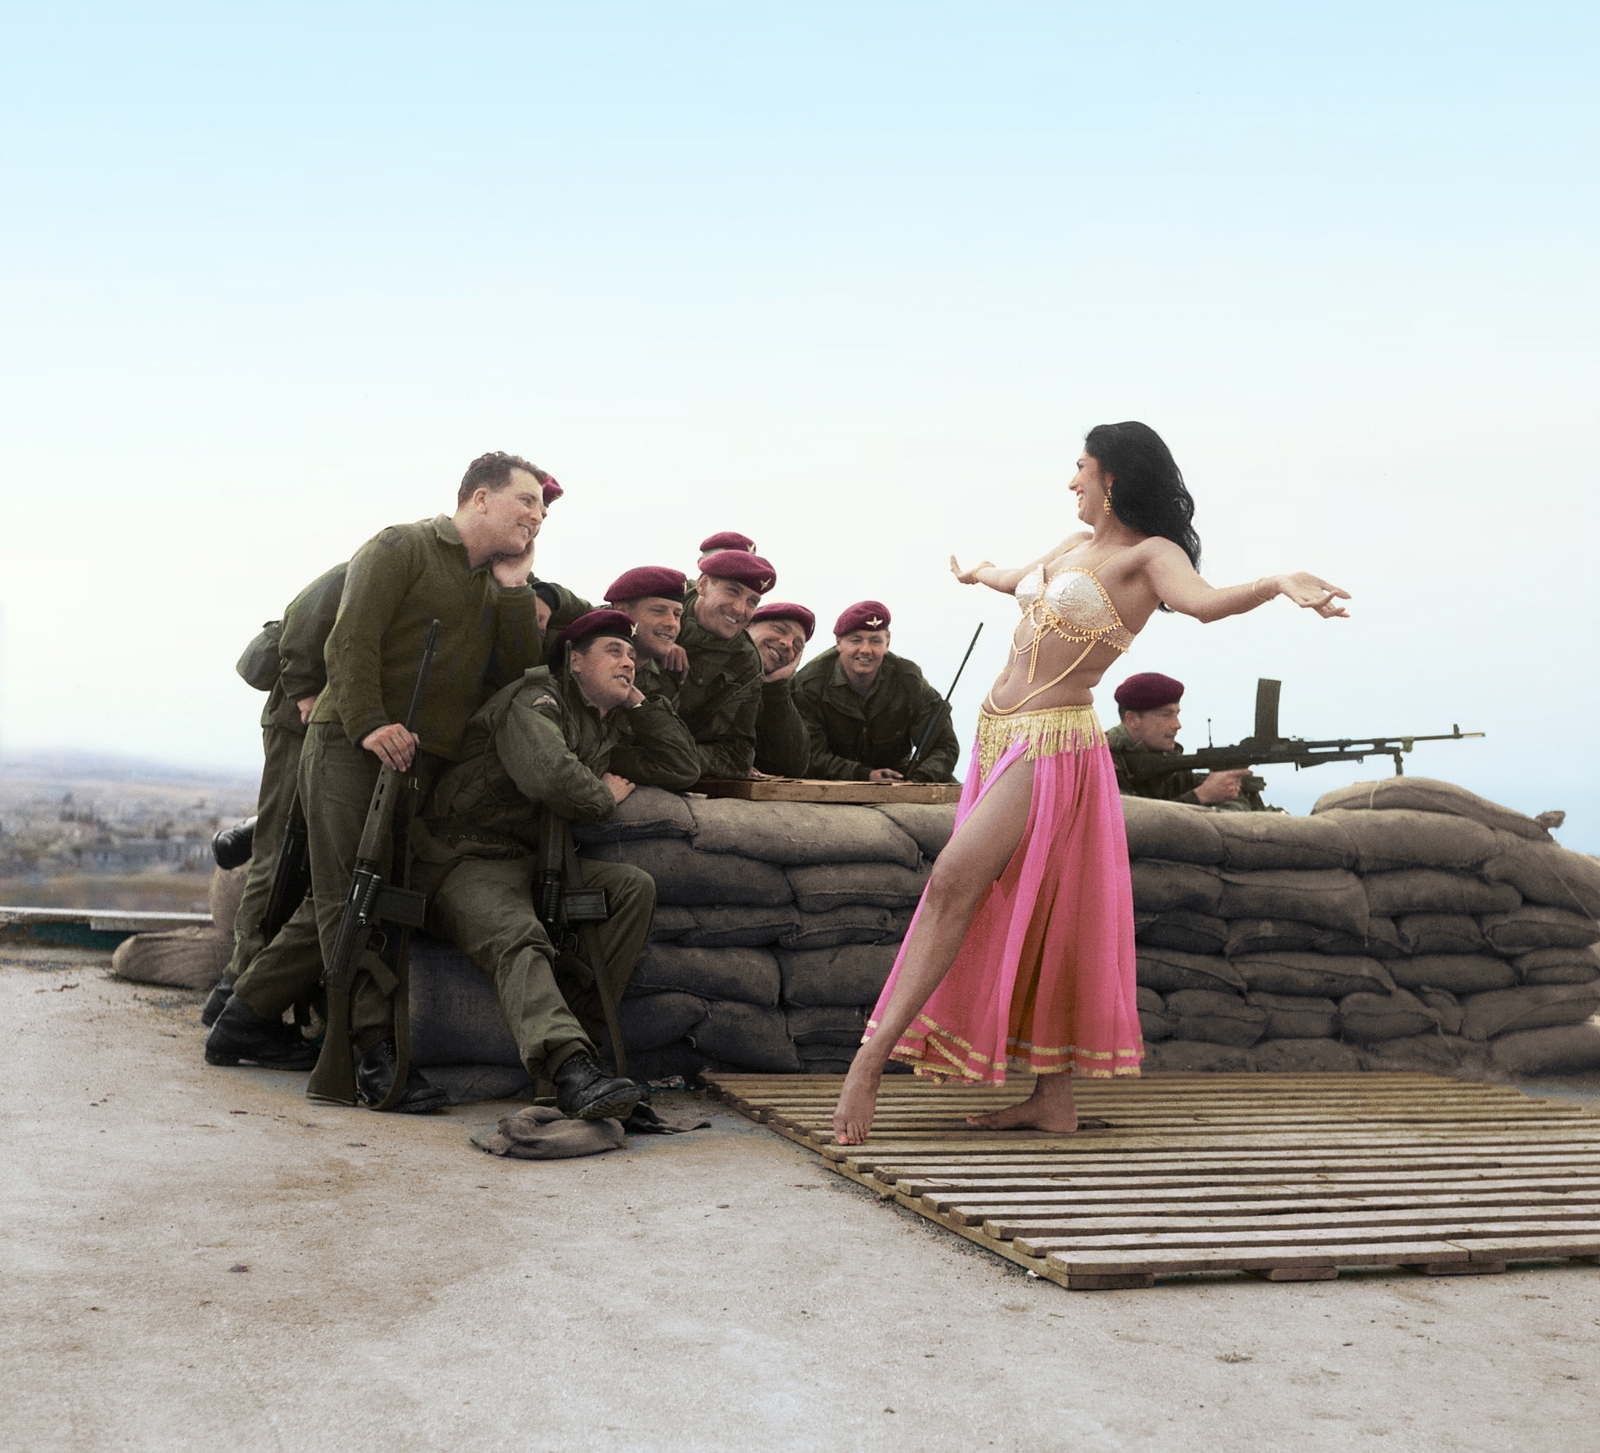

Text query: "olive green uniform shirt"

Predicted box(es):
[1106, 722, 1205, 804]
[641, 590, 765, 780]
[790, 649, 960, 783]
[754, 679, 811, 777]
[261, 563, 348, 735]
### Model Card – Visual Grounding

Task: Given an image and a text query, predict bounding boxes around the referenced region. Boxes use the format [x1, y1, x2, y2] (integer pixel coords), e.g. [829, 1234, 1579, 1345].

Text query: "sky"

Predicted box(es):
[1, 3, 1596, 843]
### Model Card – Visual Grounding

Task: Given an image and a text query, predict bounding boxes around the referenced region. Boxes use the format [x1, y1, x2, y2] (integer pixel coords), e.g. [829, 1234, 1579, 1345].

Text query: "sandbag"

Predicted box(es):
[1165, 988, 1268, 1048]
[650, 906, 697, 941]
[1360, 1033, 1482, 1076]
[208, 864, 248, 937]
[1387, 953, 1517, 995]
[1479, 905, 1600, 954]
[779, 944, 899, 1007]
[1253, 1038, 1365, 1073]
[1311, 777, 1552, 843]
[1362, 868, 1521, 918]
[1337, 989, 1441, 1044]
[110, 926, 232, 991]
[1394, 913, 1486, 957]
[583, 838, 793, 907]
[627, 1041, 716, 1083]
[788, 861, 929, 913]
[1488, 1022, 1600, 1075]
[1225, 919, 1320, 958]
[1119, 797, 1225, 865]
[1412, 986, 1464, 1036]
[427, 1064, 535, 1104]
[1459, 983, 1600, 1041]
[780, 905, 911, 951]
[797, 1049, 857, 1074]
[1130, 860, 1223, 914]
[1246, 991, 1339, 1041]
[690, 1001, 803, 1073]
[1209, 812, 1356, 871]
[1312, 919, 1404, 960]
[872, 802, 957, 859]
[628, 945, 781, 1008]
[1481, 837, 1600, 918]
[1315, 808, 1498, 873]
[572, 785, 697, 843]
[617, 991, 709, 1053]
[1134, 909, 1230, 956]
[408, 935, 522, 1068]
[1234, 951, 1395, 999]
[1514, 946, 1600, 985]
[676, 904, 798, 948]
[473, 1104, 625, 1159]
[688, 798, 921, 868]
[1218, 869, 1369, 935]
[1135, 947, 1246, 995]
[1142, 1040, 1253, 1073]
[786, 1005, 867, 1047]
[1137, 985, 1174, 1041]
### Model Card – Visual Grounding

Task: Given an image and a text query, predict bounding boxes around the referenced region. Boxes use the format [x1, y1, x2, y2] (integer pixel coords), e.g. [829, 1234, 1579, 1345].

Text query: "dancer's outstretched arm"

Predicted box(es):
[949, 532, 1086, 596]
[1142, 538, 1350, 624]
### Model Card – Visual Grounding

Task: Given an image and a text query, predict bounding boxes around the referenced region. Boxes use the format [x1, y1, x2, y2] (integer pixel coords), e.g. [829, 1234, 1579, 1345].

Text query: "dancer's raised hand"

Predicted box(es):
[1272, 572, 1351, 618]
[950, 555, 993, 586]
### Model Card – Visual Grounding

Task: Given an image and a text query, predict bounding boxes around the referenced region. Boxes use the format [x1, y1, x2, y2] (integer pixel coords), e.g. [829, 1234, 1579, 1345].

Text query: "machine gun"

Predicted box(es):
[306, 620, 438, 1107]
[1117, 678, 1485, 809]
[901, 623, 983, 777]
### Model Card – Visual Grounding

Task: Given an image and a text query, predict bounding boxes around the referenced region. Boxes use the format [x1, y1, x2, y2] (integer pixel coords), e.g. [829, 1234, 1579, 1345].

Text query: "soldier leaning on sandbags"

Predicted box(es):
[790, 601, 960, 784]
[412, 609, 700, 1119]
[746, 602, 814, 777]
[206, 451, 553, 1111]
[1106, 672, 1260, 810]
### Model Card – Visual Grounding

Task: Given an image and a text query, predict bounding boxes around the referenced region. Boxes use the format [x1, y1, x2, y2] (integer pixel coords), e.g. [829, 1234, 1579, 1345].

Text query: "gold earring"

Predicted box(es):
[1103, 494, 1113, 514]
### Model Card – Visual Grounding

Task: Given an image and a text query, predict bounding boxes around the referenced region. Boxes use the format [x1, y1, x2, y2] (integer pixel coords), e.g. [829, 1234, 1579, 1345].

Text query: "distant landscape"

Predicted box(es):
[0, 752, 258, 912]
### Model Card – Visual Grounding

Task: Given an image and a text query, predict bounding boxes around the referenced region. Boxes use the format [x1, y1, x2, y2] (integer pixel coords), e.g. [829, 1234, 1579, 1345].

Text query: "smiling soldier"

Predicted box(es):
[746, 602, 815, 777]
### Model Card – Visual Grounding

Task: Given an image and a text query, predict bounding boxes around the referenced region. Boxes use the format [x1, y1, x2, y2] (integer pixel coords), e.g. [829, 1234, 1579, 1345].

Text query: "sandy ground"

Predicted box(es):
[5, 947, 1598, 1453]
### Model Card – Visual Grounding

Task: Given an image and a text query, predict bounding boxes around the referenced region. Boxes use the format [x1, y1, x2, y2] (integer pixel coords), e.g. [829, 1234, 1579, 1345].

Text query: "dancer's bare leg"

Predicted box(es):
[964, 1070, 1078, 1132]
[833, 759, 1035, 1145]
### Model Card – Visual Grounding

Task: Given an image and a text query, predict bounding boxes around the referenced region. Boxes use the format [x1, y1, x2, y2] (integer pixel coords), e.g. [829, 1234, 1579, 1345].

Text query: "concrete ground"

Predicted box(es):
[5, 947, 1598, 1453]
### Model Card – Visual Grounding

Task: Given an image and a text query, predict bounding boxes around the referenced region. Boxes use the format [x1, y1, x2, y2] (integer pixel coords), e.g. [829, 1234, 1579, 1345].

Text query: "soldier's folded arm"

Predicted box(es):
[498, 693, 618, 822]
[689, 665, 763, 779]
[755, 679, 811, 777]
[607, 698, 703, 790]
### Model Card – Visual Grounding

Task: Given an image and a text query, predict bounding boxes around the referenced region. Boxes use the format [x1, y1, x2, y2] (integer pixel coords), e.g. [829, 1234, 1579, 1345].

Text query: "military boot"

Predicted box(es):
[355, 1040, 449, 1114]
[205, 996, 317, 1070]
[200, 978, 232, 1027]
[553, 1053, 640, 1122]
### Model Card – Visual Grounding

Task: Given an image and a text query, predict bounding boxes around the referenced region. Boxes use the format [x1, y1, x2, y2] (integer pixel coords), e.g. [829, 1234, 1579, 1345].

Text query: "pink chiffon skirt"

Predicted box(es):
[864, 705, 1143, 1081]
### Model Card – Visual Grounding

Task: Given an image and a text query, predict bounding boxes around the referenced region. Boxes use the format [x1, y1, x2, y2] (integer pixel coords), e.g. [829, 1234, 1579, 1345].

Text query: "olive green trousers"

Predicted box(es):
[223, 722, 305, 985]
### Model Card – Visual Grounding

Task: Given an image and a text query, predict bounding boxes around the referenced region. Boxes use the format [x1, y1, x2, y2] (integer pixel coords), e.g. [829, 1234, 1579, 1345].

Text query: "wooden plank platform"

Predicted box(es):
[702, 1072, 1600, 1290]
[693, 778, 961, 804]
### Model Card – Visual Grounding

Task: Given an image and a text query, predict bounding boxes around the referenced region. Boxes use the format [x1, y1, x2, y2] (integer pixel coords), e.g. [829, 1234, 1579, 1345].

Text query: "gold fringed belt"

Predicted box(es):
[976, 705, 1105, 778]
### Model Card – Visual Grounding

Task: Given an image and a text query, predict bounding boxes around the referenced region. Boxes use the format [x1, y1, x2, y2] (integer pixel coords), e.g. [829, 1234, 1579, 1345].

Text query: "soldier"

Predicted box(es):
[1107, 672, 1255, 808]
[791, 601, 960, 783]
[747, 602, 814, 777]
[604, 566, 689, 692]
[413, 609, 700, 1119]
[697, 530, 756, 563]
[206, 451, 552, 1111]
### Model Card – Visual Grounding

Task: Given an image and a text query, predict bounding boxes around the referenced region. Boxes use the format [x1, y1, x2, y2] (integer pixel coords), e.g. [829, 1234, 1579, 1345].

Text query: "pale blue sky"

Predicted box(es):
[2, 4, 1596, 840]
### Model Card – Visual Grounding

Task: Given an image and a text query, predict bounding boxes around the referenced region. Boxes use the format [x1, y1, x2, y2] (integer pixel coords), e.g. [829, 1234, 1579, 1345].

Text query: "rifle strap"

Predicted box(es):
[372, 769, 422, 1113]
[562, 826, 628, 1081]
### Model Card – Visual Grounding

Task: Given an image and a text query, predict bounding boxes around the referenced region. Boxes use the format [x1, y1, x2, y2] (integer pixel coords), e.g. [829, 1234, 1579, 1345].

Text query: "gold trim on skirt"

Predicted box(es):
[975, 704, 1105, 778]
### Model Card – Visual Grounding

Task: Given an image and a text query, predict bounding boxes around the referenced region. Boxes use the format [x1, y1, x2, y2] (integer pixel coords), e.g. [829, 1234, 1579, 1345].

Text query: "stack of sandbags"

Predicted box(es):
[1127, 779, 1600, 1078]
[109, 864, 244, 990]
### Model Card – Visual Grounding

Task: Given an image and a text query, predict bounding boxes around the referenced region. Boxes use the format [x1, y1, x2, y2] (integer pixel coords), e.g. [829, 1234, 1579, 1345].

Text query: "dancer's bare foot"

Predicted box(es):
[965, 1075, 1080, 1133]
[833, 1054, 886, 1145]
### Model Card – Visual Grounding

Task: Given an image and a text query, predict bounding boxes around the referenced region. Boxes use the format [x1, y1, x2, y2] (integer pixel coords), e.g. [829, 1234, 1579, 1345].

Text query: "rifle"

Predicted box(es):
[306, 620, 438, 1107]
[258, 802, 310, 946]
[902, 623, 983, 777]
[1118, 678, 1485, 808]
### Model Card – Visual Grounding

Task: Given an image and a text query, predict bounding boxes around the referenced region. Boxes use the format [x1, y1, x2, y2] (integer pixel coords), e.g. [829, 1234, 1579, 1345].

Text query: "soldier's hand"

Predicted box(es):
[763, 657, 800, 684]
[1195, 768, 1250, 805]
[297, 694, 318, 726]
[625, 685, 646, 707]
[491, 540, 537, 589]
[362, 723, 420, 771]
[603, 773, 635, 805]
[868, 768, 905, 783]
[657, 643, 689, 681]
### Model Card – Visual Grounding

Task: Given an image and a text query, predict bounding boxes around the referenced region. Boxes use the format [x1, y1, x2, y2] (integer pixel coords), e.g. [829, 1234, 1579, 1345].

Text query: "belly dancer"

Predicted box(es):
[832, 421, 1350, 1144]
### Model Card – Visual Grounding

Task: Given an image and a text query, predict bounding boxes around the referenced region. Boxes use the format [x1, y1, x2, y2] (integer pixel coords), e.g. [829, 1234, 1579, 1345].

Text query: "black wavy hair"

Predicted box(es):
[1085, 421, 1201, 570]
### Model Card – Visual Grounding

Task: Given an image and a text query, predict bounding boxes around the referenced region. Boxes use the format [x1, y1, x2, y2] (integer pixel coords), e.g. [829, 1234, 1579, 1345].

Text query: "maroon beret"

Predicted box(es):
[550, 609, 636, 662]
[539, 473, 564, 505]
[1114, 672, 1185, 712]
[604, 566, 687, 604]
[833, 600, 891, 637]
[699, 551, 777, 596]
[699, 530, 756, 555]
[751, 601, 815, 641]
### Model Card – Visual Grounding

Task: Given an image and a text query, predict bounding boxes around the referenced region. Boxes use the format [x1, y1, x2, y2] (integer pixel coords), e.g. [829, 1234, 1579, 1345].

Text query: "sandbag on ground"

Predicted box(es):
[617, 992, 709, 1053]
[1246, 991, 1339, 1040]
[408, 936, 522, 1068]
[1312, 777, 1553, 843]
[1226, 918, 1320, 957]
[1119, 797, 1225, 865]
[626, 1041, 718, 1083]
[1515, 946, 1600, 985]
[688, 798, 921, 868]
[1387, 952, 1516, 995]
[1209, 812, 1356, 871]
[650, 906, 696, 941]
[1165, 989, 1267, 1048]
[1488, 1022, 1600, 1075]
[1135, 947, 1246, 994]
[1314, 808, 1498, 872]
[1142, 1040, 1253, 1073]
[778, 944, 899, 1007]
[1233, 951, 1395, 999]
[1254, 1038, 1365, 1072]
[788, 861, 929, 912]
[1136, 986, 1174, 1042]
[1479, 906, 1600, 954]
[691, 1001, 802, 1073]
[111, 927, 232, 991]
[427, 1065, 535, 1103]
[1413, 987, 1465, 1035]
[1218, 869, 1369, 936]
[871, 802, 957, 859]
[209, 864, 248, 937]
[1394, 913, 1487, 956]
[676, 904, 798, 948]
[779, 906, 911, 950]
[1481, 837, 1600, 918]
[628, 944, 781, 1007]
[1135, 910, 1230, 956]
[1337, 989, 1441, 1044]
[786, 1005, 867, 1047]
[571, 786, 697, 843]
[1363, 869, 1521, 918]
[1130, 860, 1223, 914]
[1460, 983, 1600, 1041]
[1362, 1034, 1486, 1076]
[582, 837, 792, 906]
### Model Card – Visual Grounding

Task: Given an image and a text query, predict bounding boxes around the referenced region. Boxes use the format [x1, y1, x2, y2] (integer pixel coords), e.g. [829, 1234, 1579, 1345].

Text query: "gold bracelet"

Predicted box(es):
[1252, 576, 1276, 601]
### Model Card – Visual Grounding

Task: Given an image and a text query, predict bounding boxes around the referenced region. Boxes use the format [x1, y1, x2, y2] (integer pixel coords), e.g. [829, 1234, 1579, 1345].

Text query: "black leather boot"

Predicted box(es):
[211, 816, 257, 870]
[355, 1040, 449, 1114]
[553, 1053, 640, 1122]
[200, 978, 232, 1028]
[205, 995, 317, 1070]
